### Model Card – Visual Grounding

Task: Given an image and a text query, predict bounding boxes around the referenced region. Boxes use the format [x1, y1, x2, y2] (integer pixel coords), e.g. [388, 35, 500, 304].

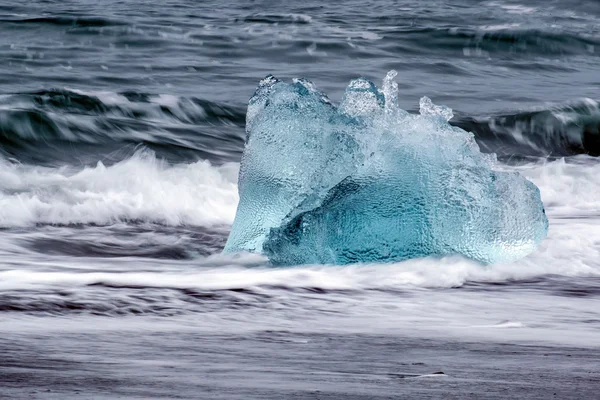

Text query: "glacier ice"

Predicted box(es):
[224, 72, 548, 265]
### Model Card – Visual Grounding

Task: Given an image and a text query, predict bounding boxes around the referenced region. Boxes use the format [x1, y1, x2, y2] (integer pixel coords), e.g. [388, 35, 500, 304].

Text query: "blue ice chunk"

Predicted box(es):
[224, 72, 548, 265]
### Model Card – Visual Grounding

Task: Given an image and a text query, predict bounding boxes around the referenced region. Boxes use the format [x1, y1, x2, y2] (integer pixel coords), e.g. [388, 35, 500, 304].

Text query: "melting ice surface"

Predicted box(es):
[224, 72, 548, 265]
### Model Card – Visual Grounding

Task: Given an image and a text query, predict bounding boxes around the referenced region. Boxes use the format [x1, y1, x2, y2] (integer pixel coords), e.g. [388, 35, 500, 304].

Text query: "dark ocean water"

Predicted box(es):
[1, 1, 600, 398]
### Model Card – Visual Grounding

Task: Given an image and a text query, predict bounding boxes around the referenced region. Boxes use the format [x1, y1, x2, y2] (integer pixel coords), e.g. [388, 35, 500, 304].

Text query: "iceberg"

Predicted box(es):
[224, 72, 548, 265]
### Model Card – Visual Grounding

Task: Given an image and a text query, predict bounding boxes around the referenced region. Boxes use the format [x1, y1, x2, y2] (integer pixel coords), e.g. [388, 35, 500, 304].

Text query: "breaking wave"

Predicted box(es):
[0, 89, 245, 165]
[0, 150, 239, 227]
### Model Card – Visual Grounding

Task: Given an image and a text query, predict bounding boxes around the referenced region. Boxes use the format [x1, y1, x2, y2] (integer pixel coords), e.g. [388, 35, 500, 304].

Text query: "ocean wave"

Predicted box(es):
[0, 150, 239, 227]
[0, 89, 245, 164]
[519, 157, 600, 218]
[22, 88, 245, 124]
[453, 99, 600, 159]
[240, 13, 313, 25]
[389, 26, 599, 58]
[2, 224, 229, 259]
[0, 16, 124, 27]
[1, 252, 597, 294]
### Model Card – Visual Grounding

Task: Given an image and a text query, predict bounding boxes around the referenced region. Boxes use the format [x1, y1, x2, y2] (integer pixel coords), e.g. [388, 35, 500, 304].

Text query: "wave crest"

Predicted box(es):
[0, 89, 245, 165]
[453, 98, 600, 159]
[0, 150, 238, 227]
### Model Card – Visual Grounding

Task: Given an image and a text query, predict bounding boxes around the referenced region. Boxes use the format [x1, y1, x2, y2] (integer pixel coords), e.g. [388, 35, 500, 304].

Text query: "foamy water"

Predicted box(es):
[0, 151, 239, 227]
[0, 152, 598, 348]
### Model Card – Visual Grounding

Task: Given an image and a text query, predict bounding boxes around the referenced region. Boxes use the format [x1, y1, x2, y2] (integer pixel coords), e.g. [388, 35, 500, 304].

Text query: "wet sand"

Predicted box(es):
[1, 326, 598, 399]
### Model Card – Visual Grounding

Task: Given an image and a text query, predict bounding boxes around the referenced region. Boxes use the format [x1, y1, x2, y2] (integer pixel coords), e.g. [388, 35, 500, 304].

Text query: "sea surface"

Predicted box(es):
[1, 0, 599, 398]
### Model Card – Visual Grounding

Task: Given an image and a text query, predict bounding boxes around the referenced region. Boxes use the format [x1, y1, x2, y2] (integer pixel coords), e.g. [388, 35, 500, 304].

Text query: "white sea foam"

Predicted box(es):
[1, 214, 598, 291]
[487, 2, 537, 15]
[69, 88, 131, 106]
[520, 157, 600, 218]
[479, 23, 521, 32]
[499, 4, 537, 14]
[0, 151, 239, 227]
[1, 235, 598, 346]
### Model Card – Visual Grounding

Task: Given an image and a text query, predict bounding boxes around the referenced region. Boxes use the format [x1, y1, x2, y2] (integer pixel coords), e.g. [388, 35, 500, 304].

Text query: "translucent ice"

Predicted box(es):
[224, 72, 548, 265]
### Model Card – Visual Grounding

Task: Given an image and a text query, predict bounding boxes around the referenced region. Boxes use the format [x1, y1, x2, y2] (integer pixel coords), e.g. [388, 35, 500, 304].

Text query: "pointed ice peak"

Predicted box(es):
[259, 74, 279, 88]
[381, 70, 399, 112]
[292, 77, 316, 91]
[250, 74, 280, 103]
[293, 77, 332, 104]
[347, 78, 378, 91]
[419, 96, 454, 121]
[247, 75, 281, 131]
[340, 77, 384, 117]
